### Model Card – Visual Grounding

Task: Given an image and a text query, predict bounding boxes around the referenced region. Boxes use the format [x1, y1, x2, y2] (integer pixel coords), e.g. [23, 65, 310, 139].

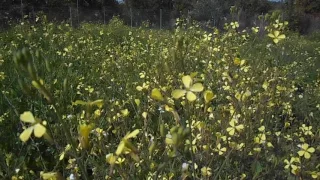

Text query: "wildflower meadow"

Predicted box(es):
[0, 13, 320, 180]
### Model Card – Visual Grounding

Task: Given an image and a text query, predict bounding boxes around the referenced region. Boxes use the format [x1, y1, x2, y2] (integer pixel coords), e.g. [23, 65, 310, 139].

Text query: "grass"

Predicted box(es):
[0, 16, 319, 179]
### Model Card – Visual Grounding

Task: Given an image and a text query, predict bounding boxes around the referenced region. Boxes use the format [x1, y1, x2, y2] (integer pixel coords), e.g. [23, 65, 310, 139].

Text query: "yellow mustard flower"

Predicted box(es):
[121, 109, 130, 117]
[19, 111, 46, 142]
[172, 75, 204, 102]
[310, 171, 320, 179]
[226, 119, 244, 136]
[203, 90, 215, 104]
[40, 171, 63, 180]
[252, 27, 259, 33]
[151, 88, 164, 101]
[215, 143, 227, 155]
[284, 157, 300, 171]
[106, 153, 117, 165]
[116, 129, 140, 155]
[230, 21, 239, 29]
[297, 143, 315, 159]
[268, 30, 285, 44]
[79, 124, 94, 149]
[201, 166, 212, 177]
[300, 124, 313, 136]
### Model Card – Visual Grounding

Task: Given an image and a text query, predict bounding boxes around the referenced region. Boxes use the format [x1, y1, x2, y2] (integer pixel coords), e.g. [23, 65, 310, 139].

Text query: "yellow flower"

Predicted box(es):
[116, 157, 126, 164]
[121, 109, 129, 117]
[79, 124, 94, 149]
[254, 133, 266, 144]
[203, 90, 215, 104]
[252, 27, 259, 33]
[300, 124, 313, 136]
[40, 171, 63, 180]
[116, 129, 140, 155]
[134, 99, 141, 106]
[19, 111, 46, 142]
[215, 143, 227, 155]
[284, 157, 300, 170]
[297, 143, 315, 159]
[201, 166, 212, 177]
[151, 88, 164, 101]
[172, 75, 204, 102]
[268, 30, 286, 44]
[136, 82, 149, 91]
[230, 21, 239, 29]
[73, 99, 104, 108]
[106, 153, 117, 165]
[142, 112, 148, 119]
[310, 171, 320, 179]
[226, 119, 244, 136]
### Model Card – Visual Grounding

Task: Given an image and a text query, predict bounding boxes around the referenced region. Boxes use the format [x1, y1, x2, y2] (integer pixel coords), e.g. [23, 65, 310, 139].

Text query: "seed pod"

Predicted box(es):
[170, 126, 178, 134]
[21, 48, 32, 64]
[18, 79, 31, 95]
[32, 80, 53, 103]
[178, 126, 184, 136]
[148, 141, 156, 155]
[172, 133, 179, 145]
[63, 78, 68, 92]
[183, 128, 191, 138]
[160, 123, 166, 137]
[27, 63, 38, 80]
[45, 58, 51, 72]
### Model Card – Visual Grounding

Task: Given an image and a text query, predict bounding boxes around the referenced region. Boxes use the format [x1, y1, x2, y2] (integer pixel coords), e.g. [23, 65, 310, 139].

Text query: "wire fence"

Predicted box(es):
[0, 5, 177, 30]
[1, 5, 320, 33]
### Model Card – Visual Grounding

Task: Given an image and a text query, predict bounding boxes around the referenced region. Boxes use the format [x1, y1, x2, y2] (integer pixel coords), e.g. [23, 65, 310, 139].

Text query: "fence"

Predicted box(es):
[1, 5, 320, 33]
[0, 5, 176, 30]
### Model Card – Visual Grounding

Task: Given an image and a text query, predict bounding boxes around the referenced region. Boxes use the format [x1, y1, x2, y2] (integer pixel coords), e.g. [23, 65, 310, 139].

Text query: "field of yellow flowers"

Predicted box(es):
[0, 15, 320, 180]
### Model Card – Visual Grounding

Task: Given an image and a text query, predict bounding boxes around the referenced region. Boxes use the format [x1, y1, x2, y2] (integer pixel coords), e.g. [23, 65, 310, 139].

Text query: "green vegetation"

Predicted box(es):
[0, 16, 320, 180]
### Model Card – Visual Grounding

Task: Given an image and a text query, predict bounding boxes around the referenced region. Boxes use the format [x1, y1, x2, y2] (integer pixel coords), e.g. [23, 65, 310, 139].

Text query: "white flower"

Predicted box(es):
[67, 114, 74, 119]
[15, 169, 20, 173]
[182, 163, 189, 171]
[69, 173, 76, 180]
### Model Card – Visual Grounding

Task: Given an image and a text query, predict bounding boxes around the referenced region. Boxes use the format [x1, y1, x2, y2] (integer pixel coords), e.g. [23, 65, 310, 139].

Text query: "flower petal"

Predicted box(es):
[227, 128, 235, 136]
[116, 141, 125, 155]
[182, 75, 192, 89]
[151, 88, 164, 101]
[273, 38, 279, 44]
[204, 90, 214, 103]
[20, 111, 35, 123]
[274, 30, 280, 37]
[34, 124, 46, 138]
[172, 89, 186, 99]
[297, 150, 304, 157]
[19, 126, 34, 142]
[125, 129, 140, 139]
[190, 83, 204, 92]
[278, 34, 286, 39]
[236, 124, 244, 131]
[304, 152, 311, 159]
[186, 91, 197, 102]
[302, 143, 309, 150]
[307, 147, 315, 153]
[268, 33, 275, 38]
[91, 99, 104, 108]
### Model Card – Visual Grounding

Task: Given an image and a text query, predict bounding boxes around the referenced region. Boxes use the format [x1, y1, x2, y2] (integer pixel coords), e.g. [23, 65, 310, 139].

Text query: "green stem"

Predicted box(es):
[52, 105, 89, 180]
[213, 149, 233, 180]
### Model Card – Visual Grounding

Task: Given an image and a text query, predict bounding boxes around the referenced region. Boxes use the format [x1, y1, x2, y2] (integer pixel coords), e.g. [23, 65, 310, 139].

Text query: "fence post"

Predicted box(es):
[69, 6, 73, 27]
[32, 6, 35, 23]
[160, 9, 162, 29]
[77, 0, 79, 24]
[20, 0, 23, 20]
[103, 7, 106, 24]
[130, 8, 133, 28]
